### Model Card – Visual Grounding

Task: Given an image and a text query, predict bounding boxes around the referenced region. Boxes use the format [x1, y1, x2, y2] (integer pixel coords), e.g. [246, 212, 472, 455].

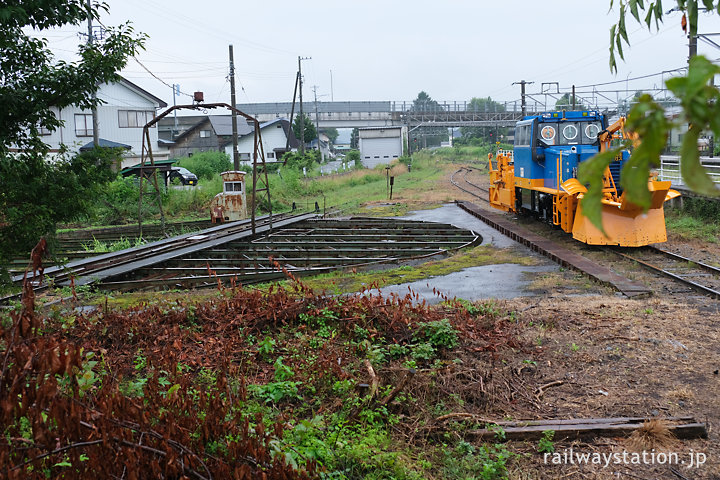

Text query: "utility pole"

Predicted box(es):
[229, 44, 240, 170]
[689, 7, 698, 63]
[172, 84, 179, 139]
[86, 0, 99, 146]
[513, 80, 533, 116]
[298, 56, 311, 154]
[312, 85, 323, 162]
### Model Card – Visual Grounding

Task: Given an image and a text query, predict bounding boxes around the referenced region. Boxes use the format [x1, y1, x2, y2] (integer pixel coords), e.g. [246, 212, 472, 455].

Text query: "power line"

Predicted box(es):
[132, 56, 194, 98]
[575, 67, 688, 88]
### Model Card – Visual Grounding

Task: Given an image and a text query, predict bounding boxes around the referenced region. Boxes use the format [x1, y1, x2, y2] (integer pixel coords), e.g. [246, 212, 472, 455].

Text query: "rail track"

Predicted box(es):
[4, 213, 481, 299]
[450, 167, 490, 203]
[4, 213, 299, 301]
[607, 245, 720, 299]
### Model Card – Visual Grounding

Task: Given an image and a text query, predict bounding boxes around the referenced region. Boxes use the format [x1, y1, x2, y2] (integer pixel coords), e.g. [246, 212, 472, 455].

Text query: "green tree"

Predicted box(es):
[412, 91, 442, 112]
[459, 97, 507, 142]
[0, 147, 122, 268]
[177, 151, 231, 180]
[410, 91, 447, 148]
[554, 93, 587, 110]
[350, 128, 359, 149]
[0, 1, 145, 271]
[292, 114, 317, 144]
[320, 127, 339, 144]
[580, 0, 720, 230]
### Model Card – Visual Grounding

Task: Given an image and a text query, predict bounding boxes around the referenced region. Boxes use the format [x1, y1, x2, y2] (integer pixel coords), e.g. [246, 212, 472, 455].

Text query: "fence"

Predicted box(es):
[659, 155, 720, 187]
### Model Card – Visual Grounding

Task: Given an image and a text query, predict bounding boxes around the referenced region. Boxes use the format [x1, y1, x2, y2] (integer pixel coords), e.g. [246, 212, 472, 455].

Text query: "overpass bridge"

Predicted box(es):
[236, 101, 544, 129]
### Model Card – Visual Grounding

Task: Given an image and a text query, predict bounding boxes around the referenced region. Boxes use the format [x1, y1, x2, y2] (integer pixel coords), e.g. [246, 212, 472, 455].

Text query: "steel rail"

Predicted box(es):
[450, 168, 490, 203]
[647, 245, 720, 276]
[460, 167, 490, 194]
[607, 247, 720, 299]
[2, 213, 308, 303]
[94, 219, 482, 292]
[456, 201, 651, 296]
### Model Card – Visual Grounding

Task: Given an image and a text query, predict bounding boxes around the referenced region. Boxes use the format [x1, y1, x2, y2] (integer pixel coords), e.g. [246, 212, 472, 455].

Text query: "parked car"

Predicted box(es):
[170, 166, 198, 186]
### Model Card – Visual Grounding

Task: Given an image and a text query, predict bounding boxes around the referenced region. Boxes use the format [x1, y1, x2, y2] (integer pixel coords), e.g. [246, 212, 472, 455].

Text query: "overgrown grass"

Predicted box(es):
[266, 156, 451, 215]
[666, 197, 720, 242]
[8, 275, 525, 478]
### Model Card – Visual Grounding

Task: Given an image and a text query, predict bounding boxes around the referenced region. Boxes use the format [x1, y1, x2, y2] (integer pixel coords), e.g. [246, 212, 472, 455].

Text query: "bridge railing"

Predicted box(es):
[390, 101, 529, 113]
[659, 155, 720, 187]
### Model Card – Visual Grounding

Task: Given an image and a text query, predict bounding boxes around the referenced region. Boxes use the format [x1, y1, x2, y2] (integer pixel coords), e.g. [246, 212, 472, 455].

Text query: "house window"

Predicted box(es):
[74, 114, 94, 137]
[267, 152, 275, 158]
[199, 130, 211, 138]
[118, 110, 155, 128]
[38, 124, 52, 136]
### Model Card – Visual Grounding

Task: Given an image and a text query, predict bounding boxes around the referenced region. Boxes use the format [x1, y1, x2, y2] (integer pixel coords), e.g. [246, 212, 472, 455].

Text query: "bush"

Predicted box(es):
[176, 151, 231, 180]
[346, 149, 362, 168]
[94, 177, 161, 225]
[282, 152, 318, 171]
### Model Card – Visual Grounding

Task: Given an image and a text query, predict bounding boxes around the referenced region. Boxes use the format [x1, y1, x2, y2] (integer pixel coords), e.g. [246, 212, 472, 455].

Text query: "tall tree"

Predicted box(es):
[554, 93, 587, 110]
[460, 97, 507, 142]
[0, 1, 145, 272]
[410, 91, 447, 148]
[350, 128, 359, 149]
[411, 91, 443, 112]
[320, 127, 339, 144]
[292, 114, 317, 144]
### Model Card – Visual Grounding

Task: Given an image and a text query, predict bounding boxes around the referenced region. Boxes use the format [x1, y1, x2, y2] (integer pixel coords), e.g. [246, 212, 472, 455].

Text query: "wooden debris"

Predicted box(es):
[535, 380, 564, 398]
[466, 416, 707, 442]
[364, 359, 379, 399]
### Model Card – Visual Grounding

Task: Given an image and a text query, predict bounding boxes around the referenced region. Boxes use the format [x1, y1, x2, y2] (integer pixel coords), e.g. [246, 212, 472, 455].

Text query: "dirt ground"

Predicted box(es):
[446, 166, 719, 479]
[488, 295, 719, 479]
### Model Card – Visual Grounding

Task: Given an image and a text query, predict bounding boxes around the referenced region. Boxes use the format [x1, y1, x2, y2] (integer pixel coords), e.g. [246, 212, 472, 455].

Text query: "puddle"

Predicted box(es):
[363, 263, 559, 304]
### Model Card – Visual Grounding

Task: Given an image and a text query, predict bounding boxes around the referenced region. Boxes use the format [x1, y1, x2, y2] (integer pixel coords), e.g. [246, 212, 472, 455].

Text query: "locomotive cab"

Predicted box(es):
[489, 110, 678, 246]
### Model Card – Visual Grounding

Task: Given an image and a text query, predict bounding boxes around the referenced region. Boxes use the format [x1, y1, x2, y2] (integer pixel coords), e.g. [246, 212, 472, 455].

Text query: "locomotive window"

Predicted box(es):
[562, 124, 578, 142]
[583, 122, 602, 143]
[539, 124, 557, 145]
[514, 125, 531, 146]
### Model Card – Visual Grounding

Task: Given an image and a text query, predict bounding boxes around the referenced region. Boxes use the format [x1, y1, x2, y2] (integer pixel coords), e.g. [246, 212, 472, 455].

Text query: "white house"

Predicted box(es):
[32, 77, 167, 168]
[223, 118, 299, 163]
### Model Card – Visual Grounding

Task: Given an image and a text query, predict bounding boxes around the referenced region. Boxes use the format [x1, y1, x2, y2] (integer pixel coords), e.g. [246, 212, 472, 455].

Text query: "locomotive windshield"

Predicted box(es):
[536, 120, 602, 146]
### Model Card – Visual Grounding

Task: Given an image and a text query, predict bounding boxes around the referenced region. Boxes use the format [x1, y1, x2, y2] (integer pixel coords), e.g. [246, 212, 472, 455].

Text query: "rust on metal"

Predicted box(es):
[211, 171, 248, 223]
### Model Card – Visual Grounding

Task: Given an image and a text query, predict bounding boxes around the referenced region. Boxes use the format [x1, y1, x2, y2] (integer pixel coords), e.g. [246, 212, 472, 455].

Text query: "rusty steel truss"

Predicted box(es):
[137, 102, 272, 237]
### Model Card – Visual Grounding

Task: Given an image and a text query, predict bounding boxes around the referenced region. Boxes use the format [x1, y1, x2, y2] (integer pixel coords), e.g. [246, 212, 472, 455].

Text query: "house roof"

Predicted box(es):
[208, 116, 254, 136]
[79, 138, 132, 151]
[118, 77, 168, 108]
[216, 118, 299, 149]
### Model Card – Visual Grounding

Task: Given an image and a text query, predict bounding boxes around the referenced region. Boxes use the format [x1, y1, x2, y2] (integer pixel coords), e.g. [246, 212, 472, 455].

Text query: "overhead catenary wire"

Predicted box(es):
[132, 56, 194, 98]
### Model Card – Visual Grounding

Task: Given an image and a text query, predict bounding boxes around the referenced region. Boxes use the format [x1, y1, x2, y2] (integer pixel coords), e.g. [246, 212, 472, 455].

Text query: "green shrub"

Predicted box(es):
[346, 149, 362, 168]
[176, 151, 231, 180]
[414, 318, 458, 350]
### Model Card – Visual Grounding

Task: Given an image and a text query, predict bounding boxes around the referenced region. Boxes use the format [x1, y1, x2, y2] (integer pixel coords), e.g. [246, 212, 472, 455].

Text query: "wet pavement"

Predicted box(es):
[362, 204, 561, 304]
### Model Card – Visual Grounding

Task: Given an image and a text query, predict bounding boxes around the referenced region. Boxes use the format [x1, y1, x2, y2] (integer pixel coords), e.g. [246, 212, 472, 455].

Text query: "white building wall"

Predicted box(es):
[224, 122, 290, 161]
[358, 127, 404, 168]
[36, 81, 164, 164]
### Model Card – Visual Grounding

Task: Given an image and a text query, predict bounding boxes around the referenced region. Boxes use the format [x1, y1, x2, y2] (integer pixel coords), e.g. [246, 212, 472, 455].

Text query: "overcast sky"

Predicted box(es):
[36, 1, 720, 109]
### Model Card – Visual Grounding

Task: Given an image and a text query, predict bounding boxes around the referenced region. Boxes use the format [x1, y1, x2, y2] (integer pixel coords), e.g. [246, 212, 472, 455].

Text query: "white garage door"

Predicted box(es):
[361, 137, 402, 168]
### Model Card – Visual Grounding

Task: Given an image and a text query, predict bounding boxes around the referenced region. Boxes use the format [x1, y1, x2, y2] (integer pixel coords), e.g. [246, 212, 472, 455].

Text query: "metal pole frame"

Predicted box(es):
[138, 102, 272, 236]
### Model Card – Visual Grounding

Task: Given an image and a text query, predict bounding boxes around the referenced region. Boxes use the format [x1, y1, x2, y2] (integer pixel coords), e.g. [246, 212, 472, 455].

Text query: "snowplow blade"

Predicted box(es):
[571, 180, 680, 247]
[571, 202, 668, 246]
